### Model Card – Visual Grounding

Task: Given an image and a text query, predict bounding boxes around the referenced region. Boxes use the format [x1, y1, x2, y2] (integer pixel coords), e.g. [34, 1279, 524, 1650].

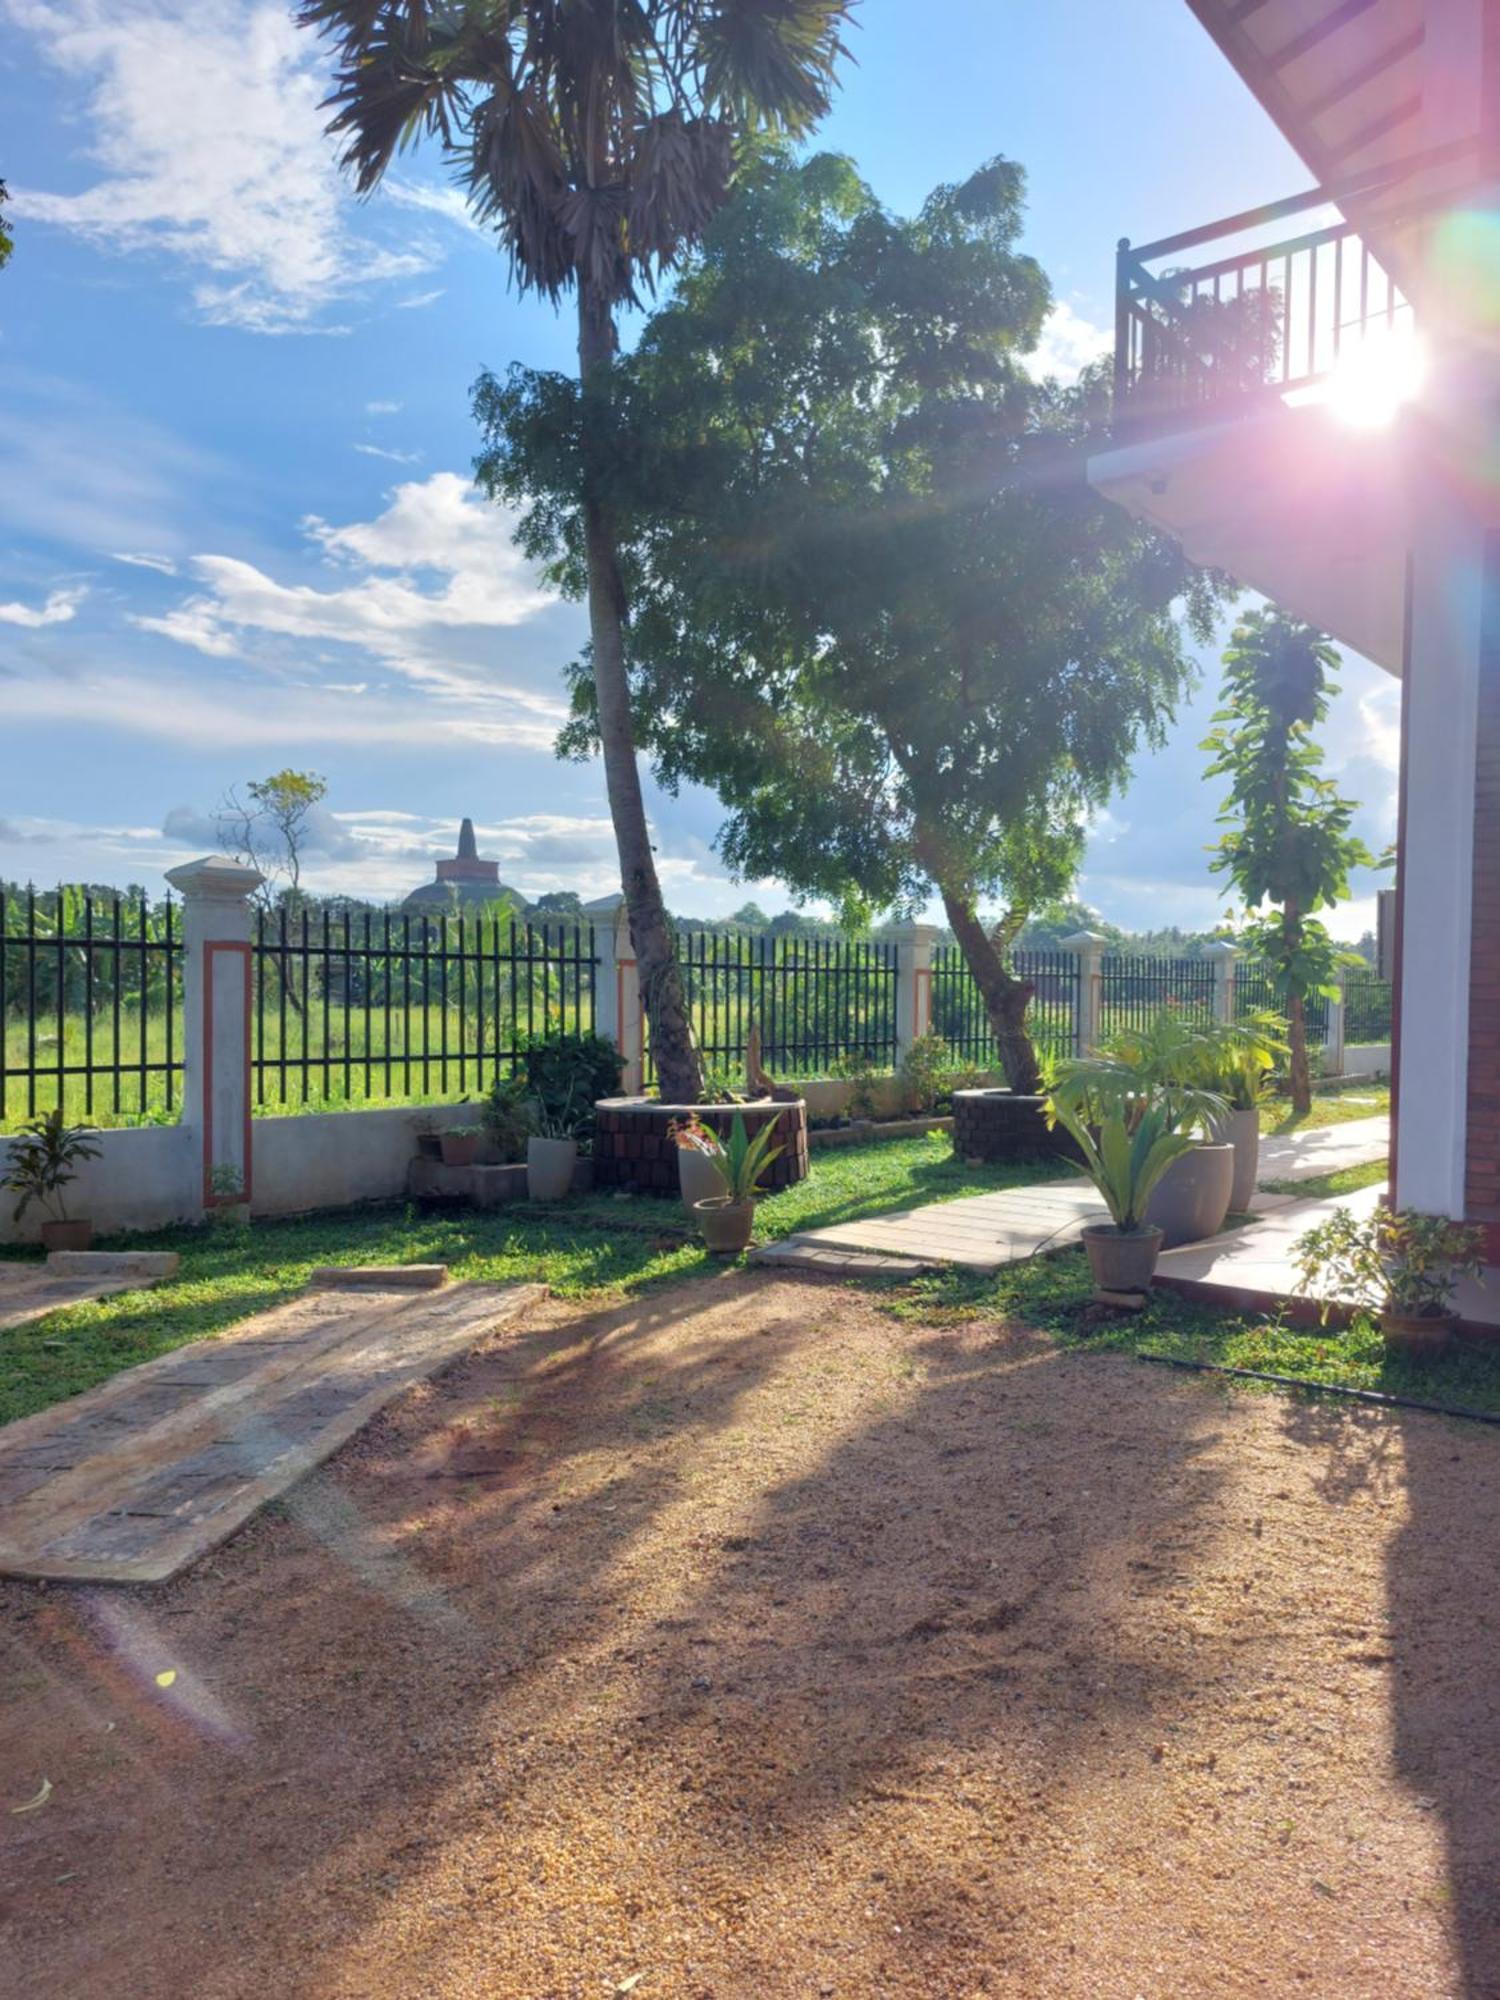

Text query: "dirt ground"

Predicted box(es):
[4, 1271, 1500, 2000]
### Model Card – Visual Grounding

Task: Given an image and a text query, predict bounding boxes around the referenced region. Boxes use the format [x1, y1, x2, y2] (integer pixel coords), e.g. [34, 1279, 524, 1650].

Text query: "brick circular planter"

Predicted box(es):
[950, 1089, 1079, 1164]
[593, 1097, 810, 1196]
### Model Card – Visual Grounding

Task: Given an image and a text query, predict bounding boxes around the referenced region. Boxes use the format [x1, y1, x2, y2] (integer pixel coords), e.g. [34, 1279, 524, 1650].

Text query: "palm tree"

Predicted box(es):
[298, 0, 853, 1101]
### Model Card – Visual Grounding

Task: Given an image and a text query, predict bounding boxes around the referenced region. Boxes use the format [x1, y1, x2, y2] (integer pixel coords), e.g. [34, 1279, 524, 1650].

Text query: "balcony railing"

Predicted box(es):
[1114, 177, 1413, 435]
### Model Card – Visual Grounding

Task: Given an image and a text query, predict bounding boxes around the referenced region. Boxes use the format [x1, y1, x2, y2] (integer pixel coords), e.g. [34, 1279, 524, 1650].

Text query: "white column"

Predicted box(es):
[591, 894, 644, 1096]
[1394, 495, 1485, 1217]
[1204, 939, 1238, 1026]
[164, 855, 264, 1215]
[1324, 968, 1348, 1080]
[1061, 931, 1107, 1056]
[893, 923, 938, 1065]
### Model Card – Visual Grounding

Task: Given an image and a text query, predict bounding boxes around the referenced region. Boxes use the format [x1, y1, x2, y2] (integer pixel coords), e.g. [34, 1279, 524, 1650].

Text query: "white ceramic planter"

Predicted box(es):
[526, 1136, 578, 1202]
[1212, 1105, 1261, 1213]
[1144, 1143, 1234, 1249]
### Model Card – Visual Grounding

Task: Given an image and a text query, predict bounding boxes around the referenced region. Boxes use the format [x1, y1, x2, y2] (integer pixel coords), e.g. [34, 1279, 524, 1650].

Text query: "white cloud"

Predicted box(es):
[0, 585, 87, 628]
[365, 401, 403, 416]
[395, 288, 446, 311]
[112, 551, 179, 575]
[384, 179, 486, 236]
[1027, 300, 1112, 384]
[354, 443, 422, 466]
[5, 0, 437, 332]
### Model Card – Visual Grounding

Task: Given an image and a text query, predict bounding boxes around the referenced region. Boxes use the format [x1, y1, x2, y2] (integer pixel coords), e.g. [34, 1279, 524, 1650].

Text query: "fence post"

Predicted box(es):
[1204, 939, 1238, 1025]
[893, 923, 938, 1069]
[590, 894, 644, 1096]
[1061, 931, 1106, 1056]
[1325, 966, 1348, 1080]
[164, 855, 264, 1216]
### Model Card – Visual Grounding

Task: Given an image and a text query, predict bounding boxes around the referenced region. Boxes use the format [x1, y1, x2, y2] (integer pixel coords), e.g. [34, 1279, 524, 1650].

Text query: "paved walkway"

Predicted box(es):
[0, 1278, 542, 1585]
[755, 1182, 1107, 1274]
[0, 1252, 180, 1334]
[1257, 1115, 1388, 1183]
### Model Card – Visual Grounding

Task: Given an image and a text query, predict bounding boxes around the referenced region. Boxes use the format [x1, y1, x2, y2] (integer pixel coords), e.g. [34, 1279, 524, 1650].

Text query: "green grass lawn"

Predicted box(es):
[1260, 1078, 1388, 1136]
[0, 1133, 1067, 1426]
[889, 1236, 1500, 1419]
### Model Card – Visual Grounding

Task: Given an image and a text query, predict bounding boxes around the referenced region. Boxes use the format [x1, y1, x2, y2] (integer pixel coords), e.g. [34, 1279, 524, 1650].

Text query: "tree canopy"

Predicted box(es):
[476, 150, 1226, 1087]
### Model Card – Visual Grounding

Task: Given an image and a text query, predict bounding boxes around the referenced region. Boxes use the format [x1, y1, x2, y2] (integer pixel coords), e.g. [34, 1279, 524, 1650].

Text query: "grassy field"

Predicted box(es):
[0, 1133, 1064, 1425]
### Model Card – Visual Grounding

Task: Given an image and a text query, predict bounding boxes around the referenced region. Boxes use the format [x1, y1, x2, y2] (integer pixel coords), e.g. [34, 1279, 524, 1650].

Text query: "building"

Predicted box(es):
[401, 817, 521, 912]
[1088, 0, 1500, 1249]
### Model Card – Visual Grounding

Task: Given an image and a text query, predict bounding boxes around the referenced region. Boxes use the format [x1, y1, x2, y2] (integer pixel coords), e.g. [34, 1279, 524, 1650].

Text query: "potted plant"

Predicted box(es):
[3, 1108, 103, 1251]
[207, 1162, 251, 1230]
[676, 1112, 784, 1256]
[1197, 1011, 1287, 1212]
[1294, 1203, 1485, 1355]
[440, 1124, 484, 1169]
[527, 1081, 582, 1201]
[1047, 1066, 1227, 1296]
[1090, 1011, 1238, 1245]
[412, 1113, 443, 1162]
[668, 1114, 731, 1214]
[523, 1030, 625, 1149]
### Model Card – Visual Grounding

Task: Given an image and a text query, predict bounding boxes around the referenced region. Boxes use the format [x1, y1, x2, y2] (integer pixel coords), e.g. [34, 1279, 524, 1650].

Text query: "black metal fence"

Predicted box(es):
[250, 909, 597, 1112]
[1344, 969, 1394, 1045]
[1235, 958, 1331, 1042]
[931, 946, 1080, 1067]
[1100, 953, 1218, 1036]
[1, 889, 183, 1126]
[665, 928, 899, 1083]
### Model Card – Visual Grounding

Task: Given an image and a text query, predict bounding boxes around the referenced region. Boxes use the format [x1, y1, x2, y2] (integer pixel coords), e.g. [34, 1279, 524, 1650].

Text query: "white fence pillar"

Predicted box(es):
[591, 895, 644, 1095]
[894, 923, 938, 1066]
[1061, 931, 1106, 1057]
[164, 855, 264, 1215]
[1325, 967, 1348, 1080]
[1205, 939, 1238, 1026]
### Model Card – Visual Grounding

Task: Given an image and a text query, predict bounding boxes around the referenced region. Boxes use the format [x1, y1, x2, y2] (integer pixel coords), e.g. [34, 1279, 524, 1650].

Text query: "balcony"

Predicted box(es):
[1113, 181, 1413, 440]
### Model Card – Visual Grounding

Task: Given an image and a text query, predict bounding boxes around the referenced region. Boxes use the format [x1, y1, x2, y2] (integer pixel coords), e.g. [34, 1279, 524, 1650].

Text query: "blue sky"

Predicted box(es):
[0, 0, 1396, 933]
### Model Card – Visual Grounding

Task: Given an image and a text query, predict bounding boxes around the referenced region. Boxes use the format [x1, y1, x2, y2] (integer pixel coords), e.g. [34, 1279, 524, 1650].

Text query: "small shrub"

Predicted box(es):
[898, 1033, 953, 1114]
[829, 1050, 882, 1121]
[523, 1030, 625, 1146]
[481, 1076, 534, 1163]
[3, 1109, 102, 1223]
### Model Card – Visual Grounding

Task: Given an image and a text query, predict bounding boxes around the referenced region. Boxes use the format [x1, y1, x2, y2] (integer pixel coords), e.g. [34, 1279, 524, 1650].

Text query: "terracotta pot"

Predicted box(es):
[1380, 1308, 1458, 1357]
[1081, 1223, 1163, 1295]
[41, 1217, 93, 1253]
[440, 1131, 482, 1168]
[1212, 1105, 1261, 1213]
[527, 1136, 578, 1202]
[677, 1146, 729, 1215]
[1144, 1143, 1235, 1248]
[695, 1196, 756, 1257]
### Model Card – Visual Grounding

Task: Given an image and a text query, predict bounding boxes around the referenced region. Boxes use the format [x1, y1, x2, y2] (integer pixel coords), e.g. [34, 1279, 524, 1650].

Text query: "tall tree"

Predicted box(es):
[1202, 610, 1375, 1114]
[300, 0, 852, 1102]
[478, 152, 1223, 1090]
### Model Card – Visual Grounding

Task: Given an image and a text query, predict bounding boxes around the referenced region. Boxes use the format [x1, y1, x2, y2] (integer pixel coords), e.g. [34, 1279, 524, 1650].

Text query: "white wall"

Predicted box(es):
[0, 1124, 199, 1246]
[249, 1102, 471, 1218]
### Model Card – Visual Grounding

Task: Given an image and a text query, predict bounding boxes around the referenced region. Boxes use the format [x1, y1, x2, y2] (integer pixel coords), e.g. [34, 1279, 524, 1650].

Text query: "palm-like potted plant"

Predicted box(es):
[672, 1113, 784, 1256]
[1197, 1010, 1288, 1212]
[3, 1109, 103, 1251]
[1047, 1064, 1227, 1295]
[1089, 1010, 1246, 1244]
[1294, 1204, 1485, 1354]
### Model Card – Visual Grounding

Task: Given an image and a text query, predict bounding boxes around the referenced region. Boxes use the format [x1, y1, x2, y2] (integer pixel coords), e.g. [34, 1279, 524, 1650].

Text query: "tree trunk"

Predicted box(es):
[933, 876, 1044, 1096]
[577, 286, 703, 1102]
[1287, 990, 1313, 1116]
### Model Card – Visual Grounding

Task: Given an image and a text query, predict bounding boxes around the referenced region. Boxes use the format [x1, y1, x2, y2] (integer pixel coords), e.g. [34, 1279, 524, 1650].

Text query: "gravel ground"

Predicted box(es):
[4, 1270, 1500, 2000]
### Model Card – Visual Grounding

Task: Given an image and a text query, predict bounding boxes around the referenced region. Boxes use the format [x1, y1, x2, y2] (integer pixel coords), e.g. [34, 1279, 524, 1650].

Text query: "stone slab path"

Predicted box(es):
[0, 1279, 543, 1586]
[1257, 1115, 1388, 1184]
[756, 1182, 1107, 1274]
[0, 1254, 180, 1335]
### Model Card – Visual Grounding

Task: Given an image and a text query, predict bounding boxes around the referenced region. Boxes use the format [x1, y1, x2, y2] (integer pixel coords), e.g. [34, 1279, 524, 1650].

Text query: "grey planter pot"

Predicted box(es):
[1211, 1105, 1261, 1213]
[526, 1136, 578, 1203]
[1082, 1223, 1163, 1295]
[678, 1145, 729, 1214]
[1144, 1143, 1235, 1249]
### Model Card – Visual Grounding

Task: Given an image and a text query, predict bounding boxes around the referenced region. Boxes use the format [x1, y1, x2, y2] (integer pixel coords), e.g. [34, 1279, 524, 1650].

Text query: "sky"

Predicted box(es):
[0, 0, 1397, 935]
